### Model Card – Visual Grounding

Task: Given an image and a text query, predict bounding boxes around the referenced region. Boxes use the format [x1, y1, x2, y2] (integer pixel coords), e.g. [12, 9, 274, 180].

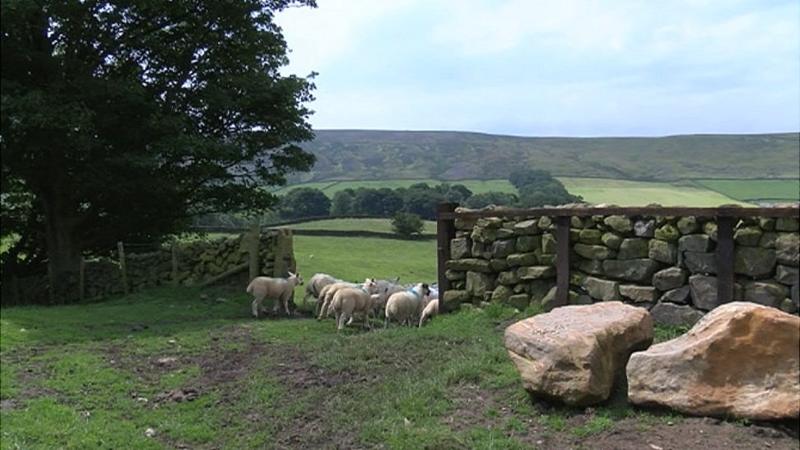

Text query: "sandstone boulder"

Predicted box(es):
[505, 302, 653, 406]
[627, 302, 800, 420]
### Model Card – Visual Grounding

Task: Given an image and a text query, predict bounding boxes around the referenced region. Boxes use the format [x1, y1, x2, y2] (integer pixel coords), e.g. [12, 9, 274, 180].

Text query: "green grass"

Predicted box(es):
[291, 234, 436, 305]
[558, 177, 751, 206]
[695, 179, 800, 202]
[274, 176, 755, 207]
[283, 217, 436, 234]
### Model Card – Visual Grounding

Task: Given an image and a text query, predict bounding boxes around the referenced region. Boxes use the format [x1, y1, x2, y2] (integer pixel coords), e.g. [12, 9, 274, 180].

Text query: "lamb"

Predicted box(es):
[303, 273, 339, 308]
[418, 298, 439, 327]
[330, 280, 380, 331]
[384, 283, 431, 327]
[317, 281, 358, 320]
[246, 272, 304, 318]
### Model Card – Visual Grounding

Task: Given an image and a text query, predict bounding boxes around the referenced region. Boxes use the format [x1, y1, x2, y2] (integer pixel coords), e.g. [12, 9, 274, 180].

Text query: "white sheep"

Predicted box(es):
[330, 280, 380, 331]
[384, 283, 431, 328]
[303, 273, 339, 308]
[418, 298, 439, 327]
[317, 281, 359, 320]
[246, 272, 304, 318]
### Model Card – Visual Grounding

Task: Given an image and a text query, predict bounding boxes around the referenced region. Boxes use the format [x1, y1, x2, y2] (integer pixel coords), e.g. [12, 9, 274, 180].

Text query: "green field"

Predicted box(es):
[695, 179, 800, 202]
[281, 217, 436, 234]
[2, 230, 796, 448]
[275, 177, 751, 207]
[558, 178, 751, 206]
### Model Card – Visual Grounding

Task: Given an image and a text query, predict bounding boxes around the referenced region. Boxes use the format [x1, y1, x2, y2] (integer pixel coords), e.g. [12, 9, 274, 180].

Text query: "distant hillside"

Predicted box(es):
[288, 130, 799, 182]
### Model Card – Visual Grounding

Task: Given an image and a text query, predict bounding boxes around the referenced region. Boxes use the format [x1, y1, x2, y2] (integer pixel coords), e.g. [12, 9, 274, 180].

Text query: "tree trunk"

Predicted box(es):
[41, 192, 82, 303]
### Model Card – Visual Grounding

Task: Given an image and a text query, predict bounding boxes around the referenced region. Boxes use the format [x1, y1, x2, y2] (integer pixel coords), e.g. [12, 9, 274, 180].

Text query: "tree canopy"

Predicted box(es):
[1, 0, 317, 299]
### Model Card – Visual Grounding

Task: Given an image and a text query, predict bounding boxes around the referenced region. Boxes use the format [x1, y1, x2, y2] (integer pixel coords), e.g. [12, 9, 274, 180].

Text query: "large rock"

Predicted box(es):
[652, 267, 687, 291]
[497, 270, 521, 285]
[603, 259, 660, 283]
[683, 252, 717, 275]
[627, 302, 800, 420]
[734, 247, 776, 277]
[583, 276, 619, 301]
[618, 238, 649, 259]
[649, 301, 704, 326]
[541, 233, 557, 254]
[506, 294, 530, 310]
[442, 290, 470, 306]
[504, 302, 653, 406]
[649, 240, 678, 264]
[776, 233, 799, 267]
[574, 243, 613, 260]
[743, 281, 789, 308]
[577, 259, 604, 276]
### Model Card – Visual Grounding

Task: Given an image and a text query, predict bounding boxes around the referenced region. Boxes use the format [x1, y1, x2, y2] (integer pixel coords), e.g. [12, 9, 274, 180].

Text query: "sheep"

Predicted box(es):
[418, 299, 439, 327]
[317, 277, 400, 320]
[303, 273, 339, 308]
[316, 281, 359, 320]
[369, 280, 405, 318]
[246, 272, 304, 318]
[330, 280, 380, 331]
[384, 283, 431, 328]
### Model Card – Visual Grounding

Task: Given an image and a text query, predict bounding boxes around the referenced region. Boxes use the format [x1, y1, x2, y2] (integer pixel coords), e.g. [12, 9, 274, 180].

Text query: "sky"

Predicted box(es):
[275, 0, 800, 137]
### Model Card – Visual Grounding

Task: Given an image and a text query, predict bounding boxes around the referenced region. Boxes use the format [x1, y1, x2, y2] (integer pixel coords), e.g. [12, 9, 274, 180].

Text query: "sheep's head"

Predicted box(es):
[421, 283, 431, 297]
[362, 278, 378, 294]
[288, 271, 304, 285]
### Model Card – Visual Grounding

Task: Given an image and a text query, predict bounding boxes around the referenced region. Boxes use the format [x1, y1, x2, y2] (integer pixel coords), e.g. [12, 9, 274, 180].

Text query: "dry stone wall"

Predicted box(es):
[444, 209, 799, 324]
[7, 229, 294, 304]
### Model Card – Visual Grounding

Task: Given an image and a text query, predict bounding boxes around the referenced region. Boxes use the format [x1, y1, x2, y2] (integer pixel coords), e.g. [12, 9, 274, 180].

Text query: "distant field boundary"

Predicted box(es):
[189, 216, 436, 240]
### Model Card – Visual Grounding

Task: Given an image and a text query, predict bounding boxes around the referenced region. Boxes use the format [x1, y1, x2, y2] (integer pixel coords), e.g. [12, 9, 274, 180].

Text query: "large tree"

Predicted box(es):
[1, 0, 317, 300]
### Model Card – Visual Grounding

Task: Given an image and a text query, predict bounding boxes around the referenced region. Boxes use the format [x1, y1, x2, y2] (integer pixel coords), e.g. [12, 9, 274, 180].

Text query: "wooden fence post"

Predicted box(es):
[171, 243, 179, 286]
[248, 225, 260, 281]
[117, 241, 129, 295]
[79, 257, 85, 301]
[555, 215, 571, 308]
[437, 202, 458, 313]
[716, 216, 735, 304]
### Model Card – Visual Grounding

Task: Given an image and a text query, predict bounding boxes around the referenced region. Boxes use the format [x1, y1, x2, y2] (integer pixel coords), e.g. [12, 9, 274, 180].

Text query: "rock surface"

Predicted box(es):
[627, 302, 800, 420]
[649, 301, 704, 326]
[504, 302, 653, 406]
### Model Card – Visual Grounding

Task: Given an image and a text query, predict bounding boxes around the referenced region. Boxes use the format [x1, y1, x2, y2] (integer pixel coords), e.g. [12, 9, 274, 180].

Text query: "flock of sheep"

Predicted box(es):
[246, 272, 440, 331]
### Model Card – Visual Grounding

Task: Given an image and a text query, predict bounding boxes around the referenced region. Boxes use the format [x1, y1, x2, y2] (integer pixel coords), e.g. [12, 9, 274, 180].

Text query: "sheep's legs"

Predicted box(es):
[251, 298, 261, 318]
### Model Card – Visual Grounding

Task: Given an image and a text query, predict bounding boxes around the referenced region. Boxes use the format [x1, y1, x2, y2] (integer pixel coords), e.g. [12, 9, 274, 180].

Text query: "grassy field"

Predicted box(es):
[695, 179, 800, 203]
[2, 232, 797, 449]
[272, 177, 756, 206]
[282, 218, 436, 234]
[558, 178, 752, 207]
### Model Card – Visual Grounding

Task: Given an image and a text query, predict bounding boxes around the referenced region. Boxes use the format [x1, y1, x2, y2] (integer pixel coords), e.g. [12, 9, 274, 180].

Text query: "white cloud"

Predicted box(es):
[275, 0, 418, 75]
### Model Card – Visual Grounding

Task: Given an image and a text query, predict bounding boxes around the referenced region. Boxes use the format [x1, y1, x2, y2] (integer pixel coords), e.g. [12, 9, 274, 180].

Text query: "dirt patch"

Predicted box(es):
[444, 383, 799, 450]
